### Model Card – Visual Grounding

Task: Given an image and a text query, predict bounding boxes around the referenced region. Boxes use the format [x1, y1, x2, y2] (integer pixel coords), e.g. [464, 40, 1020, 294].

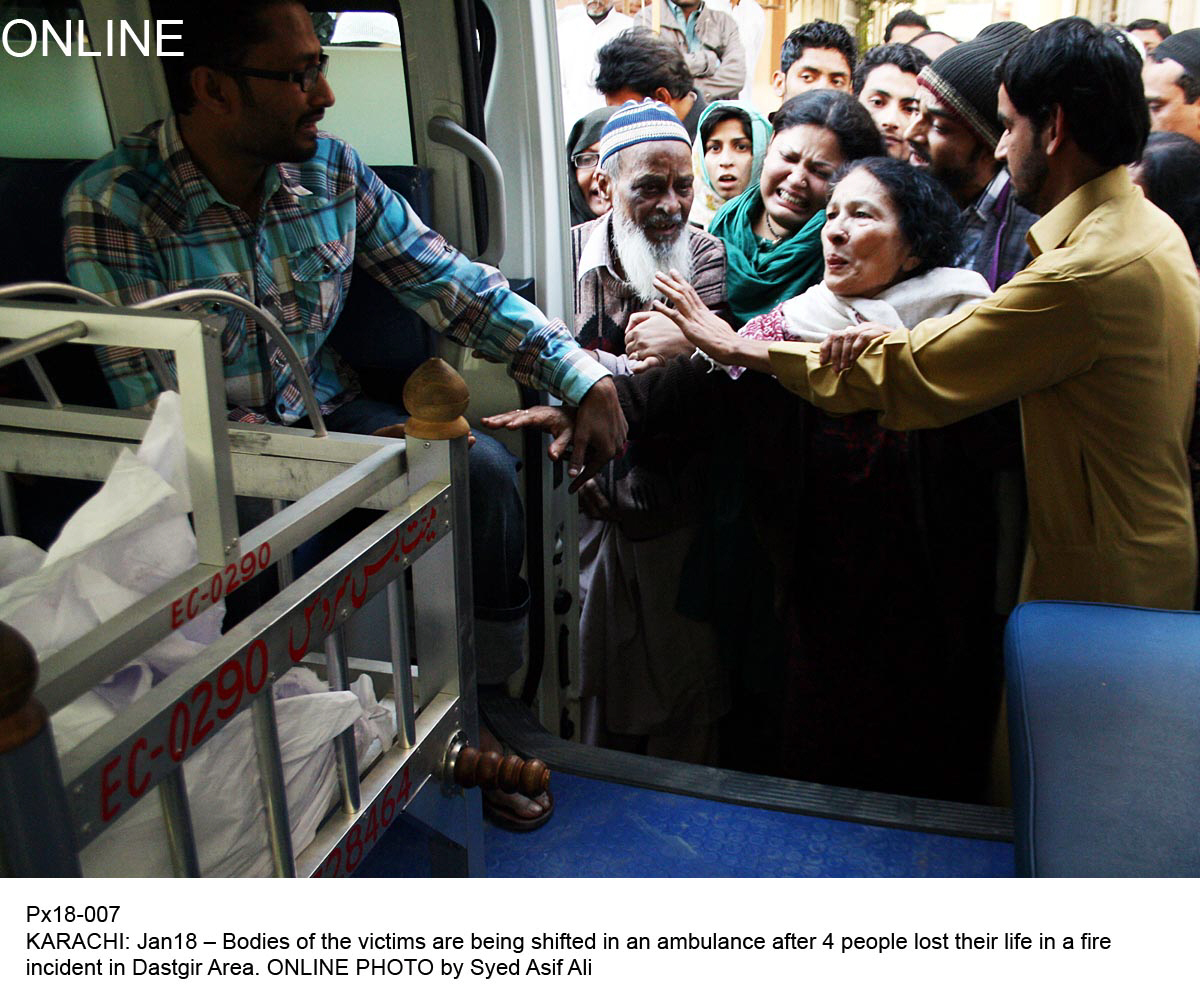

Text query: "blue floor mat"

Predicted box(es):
[356, 772, 1014, 877]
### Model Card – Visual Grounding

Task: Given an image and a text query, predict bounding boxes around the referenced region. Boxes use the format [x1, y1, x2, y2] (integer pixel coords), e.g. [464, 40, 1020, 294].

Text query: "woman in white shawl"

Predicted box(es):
[652, 156, 991, 372]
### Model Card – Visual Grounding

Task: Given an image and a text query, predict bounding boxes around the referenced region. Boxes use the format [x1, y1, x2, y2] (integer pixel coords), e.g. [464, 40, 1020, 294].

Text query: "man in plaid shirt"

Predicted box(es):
[64, 0, 624, 829]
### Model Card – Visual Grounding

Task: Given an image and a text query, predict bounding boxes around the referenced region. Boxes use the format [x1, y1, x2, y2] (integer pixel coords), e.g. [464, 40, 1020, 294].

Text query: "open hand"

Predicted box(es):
[481, 405, 575, 460]
[650, 269, 741, 365]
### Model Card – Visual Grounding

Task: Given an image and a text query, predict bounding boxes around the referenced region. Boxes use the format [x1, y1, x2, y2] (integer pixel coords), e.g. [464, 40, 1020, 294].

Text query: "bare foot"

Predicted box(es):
[479, 725, 551, 822]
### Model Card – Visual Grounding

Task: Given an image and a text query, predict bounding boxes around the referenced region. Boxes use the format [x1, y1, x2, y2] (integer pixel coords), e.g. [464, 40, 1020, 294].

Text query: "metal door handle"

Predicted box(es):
[427, 115, 507, 268]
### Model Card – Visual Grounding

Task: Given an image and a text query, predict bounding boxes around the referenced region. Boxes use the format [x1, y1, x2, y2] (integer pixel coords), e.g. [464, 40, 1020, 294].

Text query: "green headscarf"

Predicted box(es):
[688, 101, 772, 230]
[709, 187, 826, 327]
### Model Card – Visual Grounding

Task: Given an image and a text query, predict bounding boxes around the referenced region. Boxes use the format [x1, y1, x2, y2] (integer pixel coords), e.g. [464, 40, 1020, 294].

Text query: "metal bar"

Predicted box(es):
[130, 289, 328, 438]
[157, 769, 202, 877]
[0, 399, 391, 462]
[426, 116, 507, 267]
[298, 691, 460, 878]
[251, 687, 297, 877]
[0, 321, 87, 371]
[0, 285, 324, 435]
[0, 472, 17, 537]
[23, 355, 63, 408]
[408, 440, 461, 712]
[324, 627, 362, 815]
[56, 484, 447, 846]
[146, 348, 177, 392]
[0, 284, 170, 400]
[173, 320, 240, 569]
[37, 443, 410, 713]
[0, 427, 411, 512]
[387, 579, 417, 749]
[271, 500, 295, 589]
[0, 303, 238, 574]
[0, 281, 112, 307]
[0, 404, 410, 509]
[0, 399, 154, 441]
[444, 432, 484, 877]
[447, 434, 478, 745]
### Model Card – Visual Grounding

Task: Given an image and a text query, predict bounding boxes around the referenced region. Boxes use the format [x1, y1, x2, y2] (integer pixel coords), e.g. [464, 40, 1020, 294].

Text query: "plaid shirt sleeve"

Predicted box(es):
[343, 146, 609, 406]
[63, 187, 269, 423]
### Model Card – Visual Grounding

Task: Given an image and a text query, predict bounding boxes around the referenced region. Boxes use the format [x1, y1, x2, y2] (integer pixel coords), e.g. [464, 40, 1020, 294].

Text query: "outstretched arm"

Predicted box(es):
[482, 396, 626, 495]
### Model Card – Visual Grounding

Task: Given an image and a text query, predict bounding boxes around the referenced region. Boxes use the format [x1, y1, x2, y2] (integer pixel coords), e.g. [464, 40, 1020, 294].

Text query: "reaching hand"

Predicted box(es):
[483, 378, 627, 493]
[650, 269, 741, 365]
[481, 405, 575, 460]
[569, 377, 627, 492]
[819, 322, 896, 373]
[625, 310, 693, 367]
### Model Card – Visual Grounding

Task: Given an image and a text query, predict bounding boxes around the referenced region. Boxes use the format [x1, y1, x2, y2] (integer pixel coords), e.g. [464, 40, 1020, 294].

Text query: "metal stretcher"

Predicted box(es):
[0, 288, 543, 877]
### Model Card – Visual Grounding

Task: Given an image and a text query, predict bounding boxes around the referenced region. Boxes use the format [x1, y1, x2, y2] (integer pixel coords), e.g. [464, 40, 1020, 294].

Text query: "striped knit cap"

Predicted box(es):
[598, 99, 690, 168]
[1156, 28, 1200, 80]
[916, 20, 1032, 149]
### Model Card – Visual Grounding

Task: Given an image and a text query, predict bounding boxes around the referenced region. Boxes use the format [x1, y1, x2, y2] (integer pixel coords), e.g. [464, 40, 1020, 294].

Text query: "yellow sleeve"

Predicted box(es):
[768, 265, 1102, 430]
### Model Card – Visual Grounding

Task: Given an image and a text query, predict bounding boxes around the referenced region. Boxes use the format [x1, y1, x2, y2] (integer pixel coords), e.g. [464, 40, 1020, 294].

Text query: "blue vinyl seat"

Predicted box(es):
[1005, 600, 1200, 876]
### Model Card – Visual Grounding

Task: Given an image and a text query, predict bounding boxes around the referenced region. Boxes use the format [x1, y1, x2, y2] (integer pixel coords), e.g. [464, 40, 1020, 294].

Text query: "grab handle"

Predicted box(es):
[427, 115, 507, 268]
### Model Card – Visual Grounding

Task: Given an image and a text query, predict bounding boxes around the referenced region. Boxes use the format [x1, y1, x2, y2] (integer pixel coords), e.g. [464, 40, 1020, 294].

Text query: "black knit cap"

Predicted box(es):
[1156, 28, 1200, 80]
[916, 20, 1032, 148]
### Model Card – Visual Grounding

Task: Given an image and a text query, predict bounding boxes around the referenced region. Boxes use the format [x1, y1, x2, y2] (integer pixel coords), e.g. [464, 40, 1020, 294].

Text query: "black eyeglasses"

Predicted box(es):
[572, 151, 600, 169]
[225, 53, 329, 92]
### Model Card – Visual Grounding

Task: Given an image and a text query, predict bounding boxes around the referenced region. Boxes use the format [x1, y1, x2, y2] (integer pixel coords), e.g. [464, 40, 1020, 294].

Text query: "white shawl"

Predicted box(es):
[720, 267, 991, 379]
[778, 266, 992, 341]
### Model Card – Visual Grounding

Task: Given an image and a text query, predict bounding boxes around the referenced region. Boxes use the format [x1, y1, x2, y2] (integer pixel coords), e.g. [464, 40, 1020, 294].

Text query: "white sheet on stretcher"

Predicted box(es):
[0, 392, 397, 876]
[51, 670, 396, 877]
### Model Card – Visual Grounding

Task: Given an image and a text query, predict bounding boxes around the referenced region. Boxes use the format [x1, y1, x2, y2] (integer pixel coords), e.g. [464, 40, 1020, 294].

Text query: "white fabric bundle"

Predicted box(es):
[0, 392, 396, 875]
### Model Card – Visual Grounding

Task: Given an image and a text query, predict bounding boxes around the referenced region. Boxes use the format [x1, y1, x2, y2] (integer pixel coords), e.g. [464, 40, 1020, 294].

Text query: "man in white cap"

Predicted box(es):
[572, 99, 727, 366]
[568, 100, 730, 763]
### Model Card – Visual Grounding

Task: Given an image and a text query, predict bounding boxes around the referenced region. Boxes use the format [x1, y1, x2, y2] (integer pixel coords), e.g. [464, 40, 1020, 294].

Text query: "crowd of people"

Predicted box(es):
[53, 2, 1200, 829]
[492, 3, 1200, 801]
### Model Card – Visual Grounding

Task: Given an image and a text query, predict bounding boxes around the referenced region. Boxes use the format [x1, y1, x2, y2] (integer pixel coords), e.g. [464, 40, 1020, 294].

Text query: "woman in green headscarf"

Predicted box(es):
[688, 101, 771, 230]
[710, 90, 884, 325]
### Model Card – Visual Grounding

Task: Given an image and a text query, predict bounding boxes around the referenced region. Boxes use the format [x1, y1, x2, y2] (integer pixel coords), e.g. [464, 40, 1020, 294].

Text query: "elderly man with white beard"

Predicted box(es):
[571, 99, 728, 367]
[567, 99, 730, 763]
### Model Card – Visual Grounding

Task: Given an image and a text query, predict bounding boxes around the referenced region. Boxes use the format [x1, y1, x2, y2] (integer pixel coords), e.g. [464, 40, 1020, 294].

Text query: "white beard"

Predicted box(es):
[611, 204, 694, 304]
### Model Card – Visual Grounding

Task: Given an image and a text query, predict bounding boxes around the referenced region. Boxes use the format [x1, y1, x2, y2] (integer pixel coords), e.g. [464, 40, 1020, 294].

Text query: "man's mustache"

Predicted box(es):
[646, 211, 683, 227]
